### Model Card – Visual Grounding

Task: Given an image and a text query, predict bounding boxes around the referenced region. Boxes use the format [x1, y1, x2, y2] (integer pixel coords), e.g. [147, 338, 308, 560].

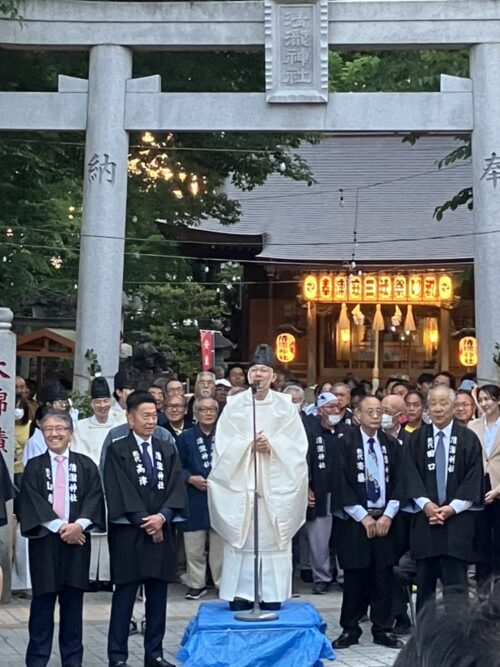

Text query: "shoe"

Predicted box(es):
[144, 658, 175, 667]
[185, 587, 207, 600]
[332, 630, 361, 649]
[229, 598, 253, 611]
[260, 601, 281, 611]
[109, 662, 128, 667]
[312, 581, 329, 595]
[393, 613, 412, 636]
[128, 619, 138, 636]
[373, 632, 404, 649]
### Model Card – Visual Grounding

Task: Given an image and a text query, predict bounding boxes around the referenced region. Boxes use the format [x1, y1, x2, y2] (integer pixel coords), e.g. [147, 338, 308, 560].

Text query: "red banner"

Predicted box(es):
[200, 330, 215, 371]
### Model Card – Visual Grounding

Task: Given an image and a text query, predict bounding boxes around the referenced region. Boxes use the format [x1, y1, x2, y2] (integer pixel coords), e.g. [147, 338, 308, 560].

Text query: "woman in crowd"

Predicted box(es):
[468, 384, 500, 584]
[14, 395, 31, 488]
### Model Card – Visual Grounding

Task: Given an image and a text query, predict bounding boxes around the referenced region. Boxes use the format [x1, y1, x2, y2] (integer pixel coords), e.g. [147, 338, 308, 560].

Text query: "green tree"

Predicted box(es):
[130, 282, 223, 378]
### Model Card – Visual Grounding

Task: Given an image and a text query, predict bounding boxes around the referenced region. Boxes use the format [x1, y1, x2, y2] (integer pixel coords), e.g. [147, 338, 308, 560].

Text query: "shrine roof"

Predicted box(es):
[189, 134, 473, 266]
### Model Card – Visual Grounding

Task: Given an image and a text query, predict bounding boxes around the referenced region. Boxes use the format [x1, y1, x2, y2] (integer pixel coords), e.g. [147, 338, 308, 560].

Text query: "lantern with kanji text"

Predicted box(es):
[275, 333, 296, 363]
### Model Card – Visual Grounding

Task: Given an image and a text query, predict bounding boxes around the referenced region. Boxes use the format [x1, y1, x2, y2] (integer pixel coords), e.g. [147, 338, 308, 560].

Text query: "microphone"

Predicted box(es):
[250, 381, 260, 394]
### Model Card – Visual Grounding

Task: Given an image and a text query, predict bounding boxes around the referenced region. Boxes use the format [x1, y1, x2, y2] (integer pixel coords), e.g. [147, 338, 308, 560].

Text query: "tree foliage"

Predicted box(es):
[131, 282, 223, 378]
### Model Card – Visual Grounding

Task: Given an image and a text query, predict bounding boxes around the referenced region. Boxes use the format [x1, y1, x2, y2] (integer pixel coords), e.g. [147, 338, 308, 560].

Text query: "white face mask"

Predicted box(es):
[328, 414, 342, 426]
[381, 413, 394, 430]
[15, 408, 25, 420]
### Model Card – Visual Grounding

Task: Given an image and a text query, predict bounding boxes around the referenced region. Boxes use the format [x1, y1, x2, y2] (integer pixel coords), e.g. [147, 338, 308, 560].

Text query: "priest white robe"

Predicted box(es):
[72, 413, 126, 580]
[208, 388, 308, 602]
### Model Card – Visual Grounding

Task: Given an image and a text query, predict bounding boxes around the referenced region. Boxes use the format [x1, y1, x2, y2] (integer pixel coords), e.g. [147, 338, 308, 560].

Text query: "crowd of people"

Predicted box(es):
[5, 355, 500, 666]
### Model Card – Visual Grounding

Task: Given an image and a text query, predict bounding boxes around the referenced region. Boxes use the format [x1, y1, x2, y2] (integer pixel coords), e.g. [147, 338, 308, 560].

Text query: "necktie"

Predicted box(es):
[365, 437, 381, 503]
[435, 431, 447, 505]
[141, 442, 155, 485]
[53, 455, 66, 520]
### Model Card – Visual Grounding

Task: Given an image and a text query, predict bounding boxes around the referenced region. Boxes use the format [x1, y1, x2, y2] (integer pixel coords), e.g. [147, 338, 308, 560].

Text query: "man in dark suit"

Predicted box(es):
[331, 396, 404, 650]
[405, 386, 484, 611]
[104, 391, 187, 667]
[18, 410, 105, 667]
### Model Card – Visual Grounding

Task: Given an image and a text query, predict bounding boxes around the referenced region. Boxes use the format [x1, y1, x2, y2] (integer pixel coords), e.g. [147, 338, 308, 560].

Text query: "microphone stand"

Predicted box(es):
[234, 381, 278, 622]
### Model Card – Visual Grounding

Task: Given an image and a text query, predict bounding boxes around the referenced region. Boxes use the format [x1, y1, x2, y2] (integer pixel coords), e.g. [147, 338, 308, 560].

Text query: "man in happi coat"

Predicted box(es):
[304, 391, 353, 594]
[177, 397, 224, 600]
[331, 396, 404, 650]
[17, 410, 105, 667]
[103, 391, 187, 667]
[405, 385, 484, 611]
[208, 343, 308, 610]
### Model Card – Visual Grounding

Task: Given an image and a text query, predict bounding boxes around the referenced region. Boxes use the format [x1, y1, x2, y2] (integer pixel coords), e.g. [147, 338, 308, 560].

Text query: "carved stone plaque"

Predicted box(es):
[265, 0, 328, 103]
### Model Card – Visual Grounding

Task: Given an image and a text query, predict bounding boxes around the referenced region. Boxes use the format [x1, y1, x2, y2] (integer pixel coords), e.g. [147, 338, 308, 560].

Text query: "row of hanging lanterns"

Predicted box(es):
[302, 272, 453, 304]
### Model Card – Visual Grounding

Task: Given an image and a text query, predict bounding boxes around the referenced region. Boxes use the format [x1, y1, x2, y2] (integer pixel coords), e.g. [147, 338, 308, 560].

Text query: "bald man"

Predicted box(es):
[405, 386, 484, 611]
[381, 395, 410, 446]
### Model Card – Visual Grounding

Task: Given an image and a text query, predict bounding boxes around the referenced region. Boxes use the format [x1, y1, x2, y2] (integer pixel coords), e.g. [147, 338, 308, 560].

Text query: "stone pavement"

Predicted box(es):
[0, 581, 403, 666]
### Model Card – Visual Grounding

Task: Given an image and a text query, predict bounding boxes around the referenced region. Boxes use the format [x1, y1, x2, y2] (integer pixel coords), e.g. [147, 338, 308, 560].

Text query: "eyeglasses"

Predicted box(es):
[197, 407, 218, 413]
[42, 426, 70, 434]
[167, 404, 185, 410]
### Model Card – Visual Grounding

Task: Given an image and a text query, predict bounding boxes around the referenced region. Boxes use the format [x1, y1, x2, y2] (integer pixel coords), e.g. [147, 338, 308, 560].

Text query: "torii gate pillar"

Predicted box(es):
[471, 44, 500, 384]
[73, 45, 132, 393]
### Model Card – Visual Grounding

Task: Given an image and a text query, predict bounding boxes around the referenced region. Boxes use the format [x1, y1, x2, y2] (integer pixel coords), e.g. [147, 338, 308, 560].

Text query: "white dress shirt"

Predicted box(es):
[133, 432, 153, 460]
[414, 421, 472, 514]
[484, 417, 500, 458]
[344, 429, 400, 522]
[23, 428, 47, 466]
[43, 447, 92, 533]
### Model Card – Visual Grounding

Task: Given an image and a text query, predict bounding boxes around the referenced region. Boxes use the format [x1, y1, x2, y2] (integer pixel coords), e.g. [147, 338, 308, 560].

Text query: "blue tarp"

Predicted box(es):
[176, 600, 336, 667]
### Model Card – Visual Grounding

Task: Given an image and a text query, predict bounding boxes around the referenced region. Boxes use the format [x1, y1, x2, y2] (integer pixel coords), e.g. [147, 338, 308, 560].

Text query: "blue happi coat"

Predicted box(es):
[177, 424, 215, 532]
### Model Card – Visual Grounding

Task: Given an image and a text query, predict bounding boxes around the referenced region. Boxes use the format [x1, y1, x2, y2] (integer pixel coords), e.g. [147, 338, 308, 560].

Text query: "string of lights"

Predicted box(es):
[1, 240, 475, 271]
[3, 224, 497, 248]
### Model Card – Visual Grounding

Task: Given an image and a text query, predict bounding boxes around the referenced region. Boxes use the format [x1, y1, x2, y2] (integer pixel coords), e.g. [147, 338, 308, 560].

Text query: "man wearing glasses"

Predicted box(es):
[164, 396, 192, 442]
[177, 397, 223, 600]
[18, 410, 105, 667]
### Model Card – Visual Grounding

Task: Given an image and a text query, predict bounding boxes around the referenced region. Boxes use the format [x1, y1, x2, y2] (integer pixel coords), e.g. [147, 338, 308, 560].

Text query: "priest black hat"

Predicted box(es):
[248, 343, 277, 370]
[90, 376, 111, 399]
[39, 381, 67, 405]
[114, 369, 136, 390]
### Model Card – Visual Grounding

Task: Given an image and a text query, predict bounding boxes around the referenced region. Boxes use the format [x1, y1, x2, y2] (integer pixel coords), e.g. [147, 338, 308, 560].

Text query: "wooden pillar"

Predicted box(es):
[267, 266, 276, 344]
[307, 301, 317, 386]
[439, 307, 450, 371]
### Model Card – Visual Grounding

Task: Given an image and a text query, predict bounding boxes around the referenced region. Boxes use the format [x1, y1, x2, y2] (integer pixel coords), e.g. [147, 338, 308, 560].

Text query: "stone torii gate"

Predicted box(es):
[1, 0, 499, 390]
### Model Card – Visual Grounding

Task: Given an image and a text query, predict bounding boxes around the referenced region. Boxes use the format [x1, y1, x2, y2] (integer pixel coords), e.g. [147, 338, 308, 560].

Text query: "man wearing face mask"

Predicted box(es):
[381, 395, 410, 446]
[304, 392, 352, 594]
